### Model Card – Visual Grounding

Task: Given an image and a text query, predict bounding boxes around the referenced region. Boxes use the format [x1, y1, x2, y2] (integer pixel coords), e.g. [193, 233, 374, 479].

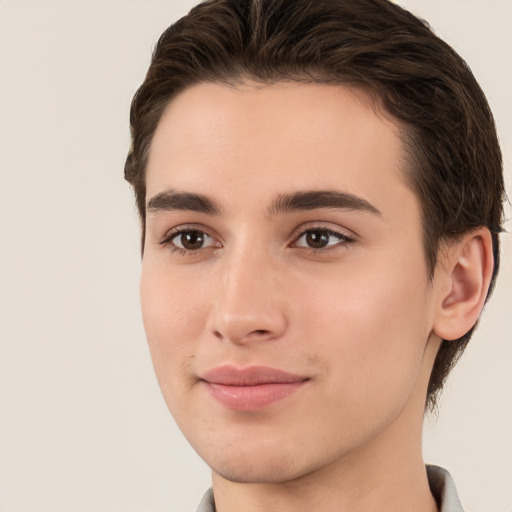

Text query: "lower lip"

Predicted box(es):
[204, 381, 307, 411]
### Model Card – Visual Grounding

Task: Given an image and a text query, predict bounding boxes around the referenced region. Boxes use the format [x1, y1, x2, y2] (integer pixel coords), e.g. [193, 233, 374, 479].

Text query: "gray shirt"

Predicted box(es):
[195, 465, 464, 512]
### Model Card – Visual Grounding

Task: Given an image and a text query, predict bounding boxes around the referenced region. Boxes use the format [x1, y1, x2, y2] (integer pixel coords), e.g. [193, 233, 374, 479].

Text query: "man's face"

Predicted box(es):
[141, 82, 441, 483]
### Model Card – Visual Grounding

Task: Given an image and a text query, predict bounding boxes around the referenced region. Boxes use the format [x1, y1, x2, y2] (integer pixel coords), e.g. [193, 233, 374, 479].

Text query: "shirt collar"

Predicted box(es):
[427, 465, 465, 512]
[196, 465, 464, 512]
[196, 488, 215, 512]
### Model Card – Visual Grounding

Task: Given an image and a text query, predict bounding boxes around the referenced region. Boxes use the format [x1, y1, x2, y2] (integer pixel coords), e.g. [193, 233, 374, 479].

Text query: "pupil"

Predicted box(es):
[306, 230, 329, 248]
[181, 231, 204, 250]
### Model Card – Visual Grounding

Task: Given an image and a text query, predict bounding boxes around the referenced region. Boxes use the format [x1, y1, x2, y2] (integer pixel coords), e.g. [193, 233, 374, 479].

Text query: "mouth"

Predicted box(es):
[200, 365, 310, 411]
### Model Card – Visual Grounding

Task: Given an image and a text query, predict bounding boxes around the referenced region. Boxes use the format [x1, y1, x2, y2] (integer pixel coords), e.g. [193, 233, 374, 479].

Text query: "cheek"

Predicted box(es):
[141, 261, 207, 336]
[139, 264, 207, 394]
[294, 257, 431, 400]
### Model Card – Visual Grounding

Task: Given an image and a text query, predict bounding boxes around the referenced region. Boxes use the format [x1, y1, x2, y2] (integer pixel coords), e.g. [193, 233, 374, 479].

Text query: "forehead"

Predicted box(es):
[145, 81, 416, 220]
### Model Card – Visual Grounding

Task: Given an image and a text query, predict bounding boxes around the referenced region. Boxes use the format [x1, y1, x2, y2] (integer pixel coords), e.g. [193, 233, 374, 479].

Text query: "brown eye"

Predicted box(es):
[172, 230, 213, 250]
[304, 230, 330, 249]
[294, 228, 353, 250]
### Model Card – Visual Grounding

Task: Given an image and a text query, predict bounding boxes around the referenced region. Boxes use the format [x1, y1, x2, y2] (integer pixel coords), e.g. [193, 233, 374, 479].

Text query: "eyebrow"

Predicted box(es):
[147, 190, 221, 215]
[268, 190, 382, 217]
[146, 189, 381, 217]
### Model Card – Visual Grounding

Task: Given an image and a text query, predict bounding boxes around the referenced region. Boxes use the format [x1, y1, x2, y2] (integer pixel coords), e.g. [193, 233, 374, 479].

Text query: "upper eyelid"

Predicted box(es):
[291, 222, 357, 241]
[295, 229, 352, 242]
[160, 223, 220, 242]
[291, 229, 355, 251]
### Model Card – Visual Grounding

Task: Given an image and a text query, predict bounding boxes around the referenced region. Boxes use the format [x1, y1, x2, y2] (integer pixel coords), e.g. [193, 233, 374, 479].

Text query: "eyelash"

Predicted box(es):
[159, 225, 355, 256]
[159, 225, 219, 256]
[292, 226, 355, 254]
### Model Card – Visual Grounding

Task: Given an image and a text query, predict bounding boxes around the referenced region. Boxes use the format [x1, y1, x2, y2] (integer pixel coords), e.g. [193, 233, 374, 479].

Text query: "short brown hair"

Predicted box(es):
[125, 0, 505, 410]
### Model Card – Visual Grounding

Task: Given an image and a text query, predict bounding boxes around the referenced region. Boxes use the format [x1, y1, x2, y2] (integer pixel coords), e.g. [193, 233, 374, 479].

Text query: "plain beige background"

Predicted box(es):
[0, 1, 510, 511]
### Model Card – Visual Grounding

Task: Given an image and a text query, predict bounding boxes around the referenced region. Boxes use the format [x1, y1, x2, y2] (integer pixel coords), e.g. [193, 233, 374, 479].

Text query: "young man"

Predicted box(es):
[125, 1, 505, 510]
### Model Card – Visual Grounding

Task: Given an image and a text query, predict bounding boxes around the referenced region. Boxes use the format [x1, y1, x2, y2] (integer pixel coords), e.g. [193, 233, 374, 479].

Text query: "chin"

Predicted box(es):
[211, 458, 306, 484]
[199, 440, 325, 484]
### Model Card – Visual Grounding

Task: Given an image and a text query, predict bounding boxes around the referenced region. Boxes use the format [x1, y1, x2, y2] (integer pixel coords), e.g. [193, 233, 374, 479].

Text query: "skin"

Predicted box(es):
[140, 82, 492, 512]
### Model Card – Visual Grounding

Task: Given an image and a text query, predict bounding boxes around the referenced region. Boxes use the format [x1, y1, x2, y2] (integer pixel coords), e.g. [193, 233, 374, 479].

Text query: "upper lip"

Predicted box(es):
[201, 365, 309, 386]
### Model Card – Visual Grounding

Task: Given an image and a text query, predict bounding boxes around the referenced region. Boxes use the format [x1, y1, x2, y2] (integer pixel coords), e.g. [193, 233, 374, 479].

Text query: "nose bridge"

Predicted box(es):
[210, 237, 287, 344]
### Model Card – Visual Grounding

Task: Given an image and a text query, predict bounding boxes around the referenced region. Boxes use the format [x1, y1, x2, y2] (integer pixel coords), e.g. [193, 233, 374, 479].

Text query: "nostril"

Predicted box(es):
[252, 329, 270, 336]
[212, 328, 273, 343]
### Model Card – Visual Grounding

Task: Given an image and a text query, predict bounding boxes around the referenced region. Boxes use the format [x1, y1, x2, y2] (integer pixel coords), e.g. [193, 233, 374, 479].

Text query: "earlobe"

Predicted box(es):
[433, 228, 494, 341]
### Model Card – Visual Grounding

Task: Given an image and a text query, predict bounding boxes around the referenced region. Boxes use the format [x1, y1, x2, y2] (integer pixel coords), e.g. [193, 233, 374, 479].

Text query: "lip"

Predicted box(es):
[200, 365, 309, 411]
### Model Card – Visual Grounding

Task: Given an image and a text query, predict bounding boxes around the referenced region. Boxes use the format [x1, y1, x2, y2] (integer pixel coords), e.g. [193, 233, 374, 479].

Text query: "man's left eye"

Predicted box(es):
[294, 229, 351, 250]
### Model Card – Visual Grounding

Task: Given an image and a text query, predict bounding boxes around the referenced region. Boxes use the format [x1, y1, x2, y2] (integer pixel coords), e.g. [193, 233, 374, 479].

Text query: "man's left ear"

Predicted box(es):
[433, 227, 494, 341]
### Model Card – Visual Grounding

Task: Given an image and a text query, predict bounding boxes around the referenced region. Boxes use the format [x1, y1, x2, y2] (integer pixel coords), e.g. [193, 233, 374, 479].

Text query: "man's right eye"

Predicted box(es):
[161, 228, 220, 253]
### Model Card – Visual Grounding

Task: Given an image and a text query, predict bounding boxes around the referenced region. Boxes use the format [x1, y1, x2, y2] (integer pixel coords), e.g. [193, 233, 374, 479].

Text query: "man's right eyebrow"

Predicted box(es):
[146, 190, 222, 215]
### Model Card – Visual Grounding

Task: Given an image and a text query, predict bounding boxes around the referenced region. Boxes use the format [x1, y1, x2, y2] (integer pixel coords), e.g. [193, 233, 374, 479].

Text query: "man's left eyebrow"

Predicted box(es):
[268, 190, 382, 216]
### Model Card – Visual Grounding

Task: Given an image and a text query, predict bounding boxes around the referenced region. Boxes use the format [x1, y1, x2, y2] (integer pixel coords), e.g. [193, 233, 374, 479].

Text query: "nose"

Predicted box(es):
[207, 246, 288, 345]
